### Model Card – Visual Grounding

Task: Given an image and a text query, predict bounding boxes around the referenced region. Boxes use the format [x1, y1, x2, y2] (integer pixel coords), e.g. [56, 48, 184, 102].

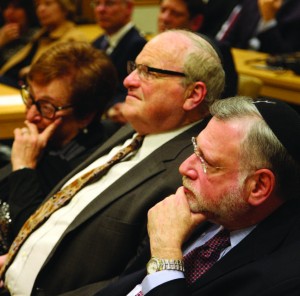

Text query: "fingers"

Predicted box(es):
[20, 127, 30, 136]
[24, 121, 38, 134]
[38, 118, 62, 143]
[23, 118, 61, 144]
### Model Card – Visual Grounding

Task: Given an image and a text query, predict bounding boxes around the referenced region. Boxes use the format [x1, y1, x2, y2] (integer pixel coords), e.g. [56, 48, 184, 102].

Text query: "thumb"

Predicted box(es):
[40, 117, 62, 142]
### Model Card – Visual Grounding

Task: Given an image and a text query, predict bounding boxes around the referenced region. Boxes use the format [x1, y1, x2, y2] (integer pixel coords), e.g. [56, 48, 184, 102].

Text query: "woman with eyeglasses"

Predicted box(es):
[0, 41, 118, 253]
[0, 0, 86, 88]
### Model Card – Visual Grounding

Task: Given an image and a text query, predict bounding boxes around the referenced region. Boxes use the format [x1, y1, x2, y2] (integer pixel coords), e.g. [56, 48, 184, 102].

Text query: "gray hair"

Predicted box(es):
[210, 96, 300, 200]
[179, 30, 225, 107]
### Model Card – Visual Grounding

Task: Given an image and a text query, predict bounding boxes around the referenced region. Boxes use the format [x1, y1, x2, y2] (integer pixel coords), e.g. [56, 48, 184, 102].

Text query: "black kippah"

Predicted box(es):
[253, 98, 300, 164]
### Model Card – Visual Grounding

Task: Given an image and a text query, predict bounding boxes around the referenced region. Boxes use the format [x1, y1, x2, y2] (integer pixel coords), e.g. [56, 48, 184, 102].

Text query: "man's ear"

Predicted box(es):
[183, 81, 207, 110]
[190, 15, 204, 32]
[247, 169, 276, 206]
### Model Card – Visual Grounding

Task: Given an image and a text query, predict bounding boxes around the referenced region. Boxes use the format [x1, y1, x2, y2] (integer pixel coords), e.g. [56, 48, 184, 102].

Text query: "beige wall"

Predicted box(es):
[133, 5, 159, 35]
[79, 0, 159, 35]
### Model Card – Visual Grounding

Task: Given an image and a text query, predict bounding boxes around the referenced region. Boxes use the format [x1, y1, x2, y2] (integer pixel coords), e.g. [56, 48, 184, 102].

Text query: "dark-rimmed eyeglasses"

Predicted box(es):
[127, 61, 186, 79]
[20, 85, 73, 120]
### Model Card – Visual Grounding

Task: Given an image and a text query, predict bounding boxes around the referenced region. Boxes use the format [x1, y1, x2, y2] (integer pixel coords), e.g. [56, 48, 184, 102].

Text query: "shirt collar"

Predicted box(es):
[106, 22, 134, 50]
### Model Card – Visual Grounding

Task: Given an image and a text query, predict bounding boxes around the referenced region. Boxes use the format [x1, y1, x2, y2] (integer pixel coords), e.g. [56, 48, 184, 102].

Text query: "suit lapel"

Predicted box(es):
[191, 201, 299, 290]
[109, 27, 136, 59]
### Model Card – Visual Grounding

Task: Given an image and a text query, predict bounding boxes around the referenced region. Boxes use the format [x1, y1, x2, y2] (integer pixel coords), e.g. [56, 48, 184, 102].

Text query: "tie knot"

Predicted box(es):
[203, 228, 230, 251]
[200, 229, 230, 259]
[131, 134, 144, 150]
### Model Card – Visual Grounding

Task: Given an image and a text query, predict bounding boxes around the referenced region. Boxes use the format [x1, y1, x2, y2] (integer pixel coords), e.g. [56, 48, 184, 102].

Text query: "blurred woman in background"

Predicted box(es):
[0, 0, 39, 67]
[0, 0, 86, 88]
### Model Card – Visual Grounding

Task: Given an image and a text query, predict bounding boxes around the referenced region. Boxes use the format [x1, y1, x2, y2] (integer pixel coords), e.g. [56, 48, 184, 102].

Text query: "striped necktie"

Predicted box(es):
[0, 134, 144, 278]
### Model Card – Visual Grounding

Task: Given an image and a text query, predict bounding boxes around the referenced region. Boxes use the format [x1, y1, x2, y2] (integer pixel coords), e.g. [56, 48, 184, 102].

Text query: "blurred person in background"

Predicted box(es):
[91, 0, 147, 124]
[0, 41, 118, 253]
[0, 0, 87, 88]
[200, 0, 241, 38]
[0, 0, 39, 67]
[222, 0, 300, 54]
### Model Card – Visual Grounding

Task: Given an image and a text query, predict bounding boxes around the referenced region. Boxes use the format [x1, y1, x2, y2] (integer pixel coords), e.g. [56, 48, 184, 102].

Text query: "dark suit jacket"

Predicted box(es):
[200, 0, 241, 38]
[95, 199, 300, 296]
[13, 120, 208, 295]
[224, 0, 300, 54]
[93, 27, 147, 107]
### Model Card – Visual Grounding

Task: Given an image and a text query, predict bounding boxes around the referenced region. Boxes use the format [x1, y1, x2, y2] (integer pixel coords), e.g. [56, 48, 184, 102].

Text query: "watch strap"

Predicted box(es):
[160, 258, 185, 272]
[147, 257, 185, 274]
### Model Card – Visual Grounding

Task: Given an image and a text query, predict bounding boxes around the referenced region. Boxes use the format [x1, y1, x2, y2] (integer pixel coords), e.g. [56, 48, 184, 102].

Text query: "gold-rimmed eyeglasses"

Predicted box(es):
[191, 137, 226, 174]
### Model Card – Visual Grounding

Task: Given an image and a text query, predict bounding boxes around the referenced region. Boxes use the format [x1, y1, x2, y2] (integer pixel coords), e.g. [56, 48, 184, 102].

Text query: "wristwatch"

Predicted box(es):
[146, 257, 185, 274]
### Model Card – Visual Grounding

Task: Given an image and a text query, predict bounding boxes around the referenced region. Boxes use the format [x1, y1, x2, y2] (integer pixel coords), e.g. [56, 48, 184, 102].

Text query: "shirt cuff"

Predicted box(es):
[142, 270, 184, 295]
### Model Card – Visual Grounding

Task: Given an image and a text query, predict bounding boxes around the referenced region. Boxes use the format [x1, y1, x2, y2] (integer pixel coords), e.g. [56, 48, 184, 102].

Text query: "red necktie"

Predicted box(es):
[0, 134, 144, 278]
[184, 229, 230, 286]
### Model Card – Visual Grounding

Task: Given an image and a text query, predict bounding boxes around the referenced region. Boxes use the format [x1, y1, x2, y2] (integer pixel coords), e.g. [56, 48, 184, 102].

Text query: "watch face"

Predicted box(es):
[147, 258, 160, 274]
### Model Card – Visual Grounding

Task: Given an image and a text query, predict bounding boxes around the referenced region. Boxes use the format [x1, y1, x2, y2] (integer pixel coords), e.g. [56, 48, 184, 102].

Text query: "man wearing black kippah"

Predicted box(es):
[95, 96, 300, 296]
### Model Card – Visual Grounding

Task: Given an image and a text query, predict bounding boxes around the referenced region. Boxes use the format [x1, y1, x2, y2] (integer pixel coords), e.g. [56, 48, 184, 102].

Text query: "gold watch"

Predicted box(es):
[146, 257, 185, 274]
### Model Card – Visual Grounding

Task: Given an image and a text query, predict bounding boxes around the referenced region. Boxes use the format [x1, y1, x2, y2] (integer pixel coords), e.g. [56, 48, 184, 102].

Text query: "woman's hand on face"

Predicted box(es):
[11, 119, 62, 171]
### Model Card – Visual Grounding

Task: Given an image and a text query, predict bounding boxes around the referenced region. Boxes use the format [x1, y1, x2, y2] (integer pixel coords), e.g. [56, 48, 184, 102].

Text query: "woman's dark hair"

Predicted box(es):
[1, 0, 40, 27]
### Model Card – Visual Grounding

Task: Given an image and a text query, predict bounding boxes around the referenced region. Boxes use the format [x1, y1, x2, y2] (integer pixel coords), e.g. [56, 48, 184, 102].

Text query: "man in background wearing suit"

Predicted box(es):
[91, 0, 147, 124]
[0, 30, 225, 295]
[223, 0, 300, 54]
[95, 96, 300, 296]
[199, 0, 241, 38]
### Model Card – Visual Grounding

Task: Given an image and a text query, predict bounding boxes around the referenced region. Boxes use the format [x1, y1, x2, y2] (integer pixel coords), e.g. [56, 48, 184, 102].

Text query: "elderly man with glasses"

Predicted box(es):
[0, 30, 225, 296]
[95, 96, 300, 296]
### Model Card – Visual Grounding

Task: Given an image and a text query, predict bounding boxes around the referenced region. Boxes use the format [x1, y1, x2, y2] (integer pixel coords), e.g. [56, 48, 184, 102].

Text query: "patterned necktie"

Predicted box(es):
[0, 134, 144, 278]
[183, 228, 230, 286]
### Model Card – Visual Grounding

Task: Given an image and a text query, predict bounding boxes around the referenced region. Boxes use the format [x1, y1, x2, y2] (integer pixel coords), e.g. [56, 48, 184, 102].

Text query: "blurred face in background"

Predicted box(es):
[93, 0, 133, 35]
[35, 0, 67, 30]
[158, 0, 190, 32]
[3, 2, 28, 31]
